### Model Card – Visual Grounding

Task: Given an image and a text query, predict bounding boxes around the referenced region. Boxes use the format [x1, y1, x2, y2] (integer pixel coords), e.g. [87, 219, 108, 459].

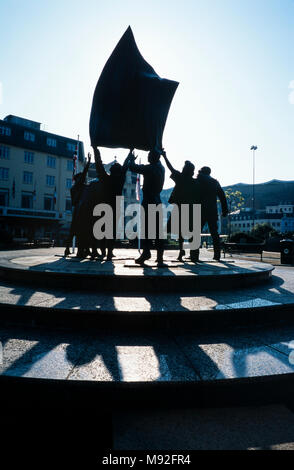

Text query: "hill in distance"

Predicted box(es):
[161, 179, 294, 210]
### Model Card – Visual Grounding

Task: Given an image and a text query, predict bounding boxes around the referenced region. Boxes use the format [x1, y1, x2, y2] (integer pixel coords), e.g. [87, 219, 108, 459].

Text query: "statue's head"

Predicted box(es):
[182, 160, 195, 177]
[110, 162, 123, 176]
[199, 166, 211, 176]
[148, 149, 161, 164]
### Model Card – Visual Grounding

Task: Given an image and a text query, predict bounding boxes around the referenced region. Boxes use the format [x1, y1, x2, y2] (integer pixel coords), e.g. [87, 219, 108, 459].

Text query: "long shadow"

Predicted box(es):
[0, 324, 220, 383]
[1, 319, 294, 393]
[3, 250, 292, 315]
[1, 249, 294, 386]
[66, 336, 122, 381]
[178, 322, 294, 380]
[0, 330, 61, 377]
[2, 323, 294, 383]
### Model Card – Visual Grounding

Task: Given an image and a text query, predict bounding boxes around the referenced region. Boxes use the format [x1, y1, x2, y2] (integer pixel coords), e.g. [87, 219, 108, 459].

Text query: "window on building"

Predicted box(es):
[21, 192, 33, 209]
[0, 146, 10, 159]
[47, 156, 56, 168]
[0, 167, 9, 180]
[131, 189, 136, 198]
[44, 195, 54, 211]
[24, 131, 35, 142]
[0, 126, 11, 136]
[0, 189, 9, 206]
[131, 175, 137, 184]
[65, 198, 72, 211]
[46, 175, 55, 186]
[66, 178, 72, 189]
[23, 171, 33, 184]
[47, 138, 57, 147]
[24, 151, 34, 164]
[67, 143, 76, 152]
[67, 160, 73, 171]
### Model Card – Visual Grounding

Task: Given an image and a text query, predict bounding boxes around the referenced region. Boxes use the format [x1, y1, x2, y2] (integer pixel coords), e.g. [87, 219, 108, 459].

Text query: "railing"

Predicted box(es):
[0, 206, 64, 220]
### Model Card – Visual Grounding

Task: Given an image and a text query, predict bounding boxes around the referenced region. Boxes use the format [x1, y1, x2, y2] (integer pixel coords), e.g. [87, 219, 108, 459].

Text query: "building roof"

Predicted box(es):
[0, 115, 85, 162]
[231, 211, 284, 220]
[4, 115, 41, 130]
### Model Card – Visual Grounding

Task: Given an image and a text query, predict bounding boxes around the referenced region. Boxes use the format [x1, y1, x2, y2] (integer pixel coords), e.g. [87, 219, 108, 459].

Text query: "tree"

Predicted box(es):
[250, 223, 279, 241]
[225, 188, 245, 237]
[225, 188, 245, 213]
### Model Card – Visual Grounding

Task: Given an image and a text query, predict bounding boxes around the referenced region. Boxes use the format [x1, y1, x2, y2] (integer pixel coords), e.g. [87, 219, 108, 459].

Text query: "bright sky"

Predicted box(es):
[1, 0, 294, 187]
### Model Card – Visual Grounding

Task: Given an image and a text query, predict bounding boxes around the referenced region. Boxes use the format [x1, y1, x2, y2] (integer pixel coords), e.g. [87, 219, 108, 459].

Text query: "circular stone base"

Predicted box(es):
[0, 248, 274, 292]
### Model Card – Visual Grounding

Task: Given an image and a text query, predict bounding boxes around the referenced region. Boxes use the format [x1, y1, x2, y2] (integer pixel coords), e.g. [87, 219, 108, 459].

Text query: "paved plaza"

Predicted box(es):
[0, 247, 294, 451]
[0, 247, 293, 382]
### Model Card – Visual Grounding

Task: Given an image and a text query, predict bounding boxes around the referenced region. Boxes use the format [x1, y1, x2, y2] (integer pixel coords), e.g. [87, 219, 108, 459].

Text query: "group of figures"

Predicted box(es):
[64, 147, 228, 266]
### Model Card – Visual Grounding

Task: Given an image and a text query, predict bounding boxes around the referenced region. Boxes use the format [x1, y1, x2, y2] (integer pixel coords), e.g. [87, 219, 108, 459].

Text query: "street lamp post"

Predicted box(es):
[250, 145, 258, 230]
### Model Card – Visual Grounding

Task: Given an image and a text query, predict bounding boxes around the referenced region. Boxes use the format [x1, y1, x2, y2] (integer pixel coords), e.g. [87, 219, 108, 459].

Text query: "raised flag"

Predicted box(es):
[89, 26, 179, 151]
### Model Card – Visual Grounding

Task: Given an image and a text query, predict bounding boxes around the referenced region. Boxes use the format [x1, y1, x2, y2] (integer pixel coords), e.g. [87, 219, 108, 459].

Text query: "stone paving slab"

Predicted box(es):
[0, 324, 294, 382]
[174, 336, 294, 381]
[0, 247, 273, 277]
[172, 325, 294, 381]
[0, 248, 274, 294]
[113, 404, 294, 450]
[0, 265, 292, 312]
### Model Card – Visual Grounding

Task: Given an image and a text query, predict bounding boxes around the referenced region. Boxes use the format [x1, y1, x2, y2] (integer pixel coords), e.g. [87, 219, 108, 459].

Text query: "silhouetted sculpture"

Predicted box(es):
[93, 147, 131, 260]
[79, 178, 106, 259]
[128, 149, 165, 266]
[89, 26, 179, 152]
[161, 150, 198, 261]
[194, 166, 228, 262]
[64, 154, 90, 257]
[88, 25, 178, 266]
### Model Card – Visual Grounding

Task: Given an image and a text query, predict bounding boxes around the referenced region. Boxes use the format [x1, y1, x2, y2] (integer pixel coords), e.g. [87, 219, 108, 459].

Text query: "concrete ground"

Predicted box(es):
[0, 271, 292, 315]
[0, 247, 273, 280]
[0, 248, 292, 313]
[113, 404, 294, 450]
[1, 322, 294, 382]
[1, 247, 294, 452]
[0, 247, 293, 381]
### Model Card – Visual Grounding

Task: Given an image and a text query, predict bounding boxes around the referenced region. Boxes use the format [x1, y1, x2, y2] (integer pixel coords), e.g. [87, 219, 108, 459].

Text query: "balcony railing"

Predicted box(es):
[0, 206, 64, 220]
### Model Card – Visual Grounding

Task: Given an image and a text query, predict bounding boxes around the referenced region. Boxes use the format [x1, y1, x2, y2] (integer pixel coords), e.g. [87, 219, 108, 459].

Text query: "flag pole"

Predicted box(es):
[76, 134, 80, 165]
[136, 157, 141, 253]
[72, 135, 80, 254]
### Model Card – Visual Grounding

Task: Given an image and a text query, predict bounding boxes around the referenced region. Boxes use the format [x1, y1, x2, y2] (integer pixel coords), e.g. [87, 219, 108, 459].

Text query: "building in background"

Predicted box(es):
[230, 204, 294, 234]
[265, 203, 294, 214]
[0, 115, 85, 244]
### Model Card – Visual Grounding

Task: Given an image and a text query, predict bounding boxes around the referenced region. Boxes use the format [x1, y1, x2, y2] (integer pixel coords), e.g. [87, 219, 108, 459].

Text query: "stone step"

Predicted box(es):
[0, 247, 273, 292]
[0, 263, 293, 330]
[1, 323, 294, 410]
